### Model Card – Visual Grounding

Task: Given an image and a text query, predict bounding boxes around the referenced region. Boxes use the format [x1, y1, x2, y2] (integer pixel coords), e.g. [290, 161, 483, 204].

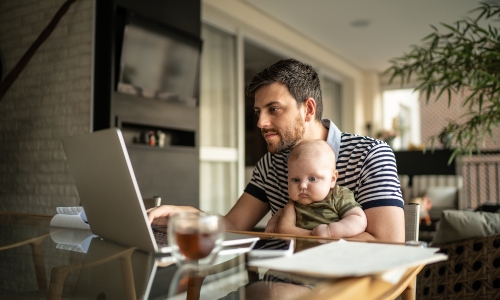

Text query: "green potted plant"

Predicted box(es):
[385, 2, 500, 162]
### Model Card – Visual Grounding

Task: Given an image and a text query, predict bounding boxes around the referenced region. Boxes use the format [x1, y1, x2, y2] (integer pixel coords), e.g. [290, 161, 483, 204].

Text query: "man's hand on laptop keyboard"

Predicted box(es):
[147, 205, 200, 226]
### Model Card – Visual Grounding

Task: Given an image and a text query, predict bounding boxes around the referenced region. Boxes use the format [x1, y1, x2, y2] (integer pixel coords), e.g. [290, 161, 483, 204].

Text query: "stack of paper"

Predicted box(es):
[50, 206, 90, 230]
[248, 240, 447, 278]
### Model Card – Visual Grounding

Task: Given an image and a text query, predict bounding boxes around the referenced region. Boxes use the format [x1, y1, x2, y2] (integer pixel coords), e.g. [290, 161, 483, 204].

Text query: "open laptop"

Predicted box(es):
[62, 128, 258, 253]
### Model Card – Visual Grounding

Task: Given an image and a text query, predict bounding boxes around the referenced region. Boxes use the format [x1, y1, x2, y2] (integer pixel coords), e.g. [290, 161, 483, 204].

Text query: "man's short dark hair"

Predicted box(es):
[246, 59, 323, 121]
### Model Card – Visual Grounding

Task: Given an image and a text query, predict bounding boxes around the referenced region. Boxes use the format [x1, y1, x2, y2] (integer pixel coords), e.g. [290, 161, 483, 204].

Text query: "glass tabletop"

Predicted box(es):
[0, 212, 422, 300]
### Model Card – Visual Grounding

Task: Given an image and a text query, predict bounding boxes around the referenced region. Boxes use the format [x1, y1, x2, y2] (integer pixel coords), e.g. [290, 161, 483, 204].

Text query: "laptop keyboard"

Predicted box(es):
[153, 229, 169, 246]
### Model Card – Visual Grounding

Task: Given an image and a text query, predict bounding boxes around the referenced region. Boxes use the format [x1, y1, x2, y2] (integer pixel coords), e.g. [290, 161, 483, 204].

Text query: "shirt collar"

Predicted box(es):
[322, 119, 342, 163]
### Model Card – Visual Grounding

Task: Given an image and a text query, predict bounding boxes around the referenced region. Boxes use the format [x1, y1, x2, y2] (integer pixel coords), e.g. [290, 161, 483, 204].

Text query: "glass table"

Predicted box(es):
[0, 212, 423, 300]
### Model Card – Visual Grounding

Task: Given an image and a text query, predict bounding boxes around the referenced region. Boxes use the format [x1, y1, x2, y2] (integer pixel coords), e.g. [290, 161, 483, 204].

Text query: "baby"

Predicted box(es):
[266, 139, 367, 238]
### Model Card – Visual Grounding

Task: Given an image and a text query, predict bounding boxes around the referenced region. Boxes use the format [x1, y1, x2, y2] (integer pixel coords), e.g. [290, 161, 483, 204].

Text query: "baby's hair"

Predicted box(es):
[288, 139, 335, 166]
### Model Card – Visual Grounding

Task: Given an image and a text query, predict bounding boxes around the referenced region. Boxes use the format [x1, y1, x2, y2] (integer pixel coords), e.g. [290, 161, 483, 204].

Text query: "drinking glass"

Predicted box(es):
[168, 211, 225, 266]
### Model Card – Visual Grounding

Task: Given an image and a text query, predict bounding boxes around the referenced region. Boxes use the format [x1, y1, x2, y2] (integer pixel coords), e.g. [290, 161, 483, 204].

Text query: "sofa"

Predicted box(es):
[416, 210, 500, 299]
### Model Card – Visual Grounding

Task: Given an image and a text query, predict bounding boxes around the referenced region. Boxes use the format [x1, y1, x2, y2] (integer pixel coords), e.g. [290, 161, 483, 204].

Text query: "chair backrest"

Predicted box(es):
[143, 196, 161, 210]
[404, 203, 420, 242]
[411, 175, 463, 199]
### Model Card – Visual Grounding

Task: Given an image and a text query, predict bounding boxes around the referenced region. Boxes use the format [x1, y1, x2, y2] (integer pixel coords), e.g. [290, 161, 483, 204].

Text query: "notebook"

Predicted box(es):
[62, 128, 258, 253]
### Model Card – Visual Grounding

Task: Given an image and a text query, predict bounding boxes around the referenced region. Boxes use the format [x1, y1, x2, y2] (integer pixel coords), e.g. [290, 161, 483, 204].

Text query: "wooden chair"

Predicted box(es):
[405, 203, 420, 243]
[143, 196, 161, 209]
[0, 232, 52, 291]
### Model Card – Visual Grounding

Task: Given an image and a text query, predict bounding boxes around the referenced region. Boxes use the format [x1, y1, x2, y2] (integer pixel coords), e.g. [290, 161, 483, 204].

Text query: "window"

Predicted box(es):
[322, 77, 342, 127]
[381, 89, 421, 150]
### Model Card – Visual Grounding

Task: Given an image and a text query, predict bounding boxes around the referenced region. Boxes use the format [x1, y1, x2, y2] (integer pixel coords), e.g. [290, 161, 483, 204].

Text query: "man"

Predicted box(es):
[148, 59, 405, 243]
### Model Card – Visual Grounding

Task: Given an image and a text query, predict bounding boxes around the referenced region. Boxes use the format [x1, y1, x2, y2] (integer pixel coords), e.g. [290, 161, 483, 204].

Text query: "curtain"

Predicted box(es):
[199, 25, 238, 215]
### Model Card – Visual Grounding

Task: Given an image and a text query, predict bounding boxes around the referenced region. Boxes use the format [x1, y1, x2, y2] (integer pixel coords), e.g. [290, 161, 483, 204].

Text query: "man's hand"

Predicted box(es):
[146, 205, 199, 226]
[276, 201, 312, 236]
[276, 201, 296, 232]
[265, 208, 283, 233]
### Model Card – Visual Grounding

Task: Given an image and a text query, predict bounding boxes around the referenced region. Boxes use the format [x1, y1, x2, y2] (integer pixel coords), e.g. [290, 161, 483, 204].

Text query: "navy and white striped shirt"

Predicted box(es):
[245, 120, 404, 215]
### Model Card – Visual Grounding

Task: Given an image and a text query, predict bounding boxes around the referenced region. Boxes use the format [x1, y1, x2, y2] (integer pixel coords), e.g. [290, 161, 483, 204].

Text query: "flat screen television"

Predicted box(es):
[117, 14, 201, 107]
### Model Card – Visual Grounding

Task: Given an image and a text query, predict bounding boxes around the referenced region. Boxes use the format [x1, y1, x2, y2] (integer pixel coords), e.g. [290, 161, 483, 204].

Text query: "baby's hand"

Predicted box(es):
[311, 224, 331, 237]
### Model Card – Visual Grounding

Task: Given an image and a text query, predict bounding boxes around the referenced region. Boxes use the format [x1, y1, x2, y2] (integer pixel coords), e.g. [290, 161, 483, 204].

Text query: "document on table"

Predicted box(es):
[248, 240, 447, 278]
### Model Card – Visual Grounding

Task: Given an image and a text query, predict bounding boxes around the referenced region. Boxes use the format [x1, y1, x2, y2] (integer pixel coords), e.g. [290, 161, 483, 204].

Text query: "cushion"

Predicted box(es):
[426, 186, 457, 207]
[426, 186, 458, 220]
[431, 210, 500, 246]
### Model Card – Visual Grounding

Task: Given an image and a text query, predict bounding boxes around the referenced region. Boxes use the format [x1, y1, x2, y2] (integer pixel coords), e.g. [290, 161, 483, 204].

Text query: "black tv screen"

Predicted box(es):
[117, 15, 200, 107]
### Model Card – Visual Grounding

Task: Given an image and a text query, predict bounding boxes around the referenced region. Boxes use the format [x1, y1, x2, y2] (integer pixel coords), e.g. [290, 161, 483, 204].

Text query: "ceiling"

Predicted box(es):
[244, 0, 494, 73]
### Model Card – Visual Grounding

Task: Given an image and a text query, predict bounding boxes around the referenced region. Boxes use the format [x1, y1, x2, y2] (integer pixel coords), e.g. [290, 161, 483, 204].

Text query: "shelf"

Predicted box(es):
[126, 143, 197, 153]
[119, 121, 196, 148]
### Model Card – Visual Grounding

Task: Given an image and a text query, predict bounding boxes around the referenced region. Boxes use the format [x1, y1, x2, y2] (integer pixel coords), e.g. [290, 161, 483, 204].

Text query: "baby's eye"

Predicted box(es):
[291, 178, 299, 183]
[309, 177, 318, 182]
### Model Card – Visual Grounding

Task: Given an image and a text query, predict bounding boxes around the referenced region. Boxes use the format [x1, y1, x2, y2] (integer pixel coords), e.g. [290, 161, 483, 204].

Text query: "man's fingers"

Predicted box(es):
[146, 205, 200, 225]
[147, 206, 168, 224]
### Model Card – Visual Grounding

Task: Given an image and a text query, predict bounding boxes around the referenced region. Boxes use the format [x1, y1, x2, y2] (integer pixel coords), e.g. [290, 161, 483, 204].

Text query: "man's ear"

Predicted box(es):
[303, 98, 316, 122]
[331, 170, 339, 188]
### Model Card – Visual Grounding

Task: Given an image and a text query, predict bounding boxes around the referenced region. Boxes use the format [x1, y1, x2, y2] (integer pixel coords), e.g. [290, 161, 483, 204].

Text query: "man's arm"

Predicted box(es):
[225, 192, 270, 231]
[312, 207, 367, 238]
[347, 206, 405, 243]
[147, 192, 269, 231]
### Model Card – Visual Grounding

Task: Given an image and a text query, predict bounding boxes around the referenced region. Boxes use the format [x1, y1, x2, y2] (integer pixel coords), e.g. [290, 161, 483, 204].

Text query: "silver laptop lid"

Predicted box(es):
[62, 128, 160, 253]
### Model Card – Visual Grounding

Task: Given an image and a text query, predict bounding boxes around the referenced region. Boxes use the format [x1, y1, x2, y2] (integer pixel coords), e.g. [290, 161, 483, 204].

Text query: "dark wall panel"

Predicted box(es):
[394, 150, 456, 184]
[116, 0, 201, 37]
[93, 0, 201, 130]
[93, 0, 201, 208]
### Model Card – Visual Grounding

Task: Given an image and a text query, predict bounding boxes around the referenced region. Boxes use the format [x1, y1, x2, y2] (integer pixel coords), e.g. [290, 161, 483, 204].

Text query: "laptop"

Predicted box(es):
[62, 128, 258, 253]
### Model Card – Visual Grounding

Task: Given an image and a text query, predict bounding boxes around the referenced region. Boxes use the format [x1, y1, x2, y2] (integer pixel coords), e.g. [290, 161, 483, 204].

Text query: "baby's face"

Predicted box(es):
[288, 156, 337, 205]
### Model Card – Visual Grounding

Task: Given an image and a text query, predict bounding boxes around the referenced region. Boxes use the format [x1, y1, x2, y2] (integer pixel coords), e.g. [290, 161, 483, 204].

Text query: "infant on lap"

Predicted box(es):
[266, 140, 367, 238]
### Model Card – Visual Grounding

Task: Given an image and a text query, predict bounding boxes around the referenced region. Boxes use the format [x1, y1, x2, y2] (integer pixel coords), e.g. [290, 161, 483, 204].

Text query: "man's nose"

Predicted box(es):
[257, 112, 270, 129]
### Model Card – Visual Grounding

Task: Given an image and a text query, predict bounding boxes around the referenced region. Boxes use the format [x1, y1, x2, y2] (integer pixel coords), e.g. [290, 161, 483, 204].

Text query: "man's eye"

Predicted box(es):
[309, 177, 317, 182]
[270, 107, 279, 113]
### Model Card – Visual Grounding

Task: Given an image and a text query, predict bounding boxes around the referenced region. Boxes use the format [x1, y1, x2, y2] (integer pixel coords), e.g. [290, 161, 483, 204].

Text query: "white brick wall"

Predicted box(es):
[0, 0, 94, 215]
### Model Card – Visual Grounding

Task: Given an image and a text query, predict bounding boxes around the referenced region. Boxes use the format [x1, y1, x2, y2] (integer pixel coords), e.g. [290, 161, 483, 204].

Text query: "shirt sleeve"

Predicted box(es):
[356, 143, 405, 210]
[243, 153, 271, 203]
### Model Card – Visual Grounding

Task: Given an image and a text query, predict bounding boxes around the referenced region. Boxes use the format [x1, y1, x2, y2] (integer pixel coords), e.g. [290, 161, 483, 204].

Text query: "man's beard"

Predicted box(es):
[262, 114, 305, 154]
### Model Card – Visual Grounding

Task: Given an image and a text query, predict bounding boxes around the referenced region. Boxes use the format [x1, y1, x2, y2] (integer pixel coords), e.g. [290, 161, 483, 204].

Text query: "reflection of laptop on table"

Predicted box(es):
[62, 128, 258, 253]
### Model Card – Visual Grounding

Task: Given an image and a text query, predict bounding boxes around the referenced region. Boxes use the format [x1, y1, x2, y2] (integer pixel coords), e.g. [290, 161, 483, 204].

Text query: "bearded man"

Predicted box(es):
[148, 58, 405, 243]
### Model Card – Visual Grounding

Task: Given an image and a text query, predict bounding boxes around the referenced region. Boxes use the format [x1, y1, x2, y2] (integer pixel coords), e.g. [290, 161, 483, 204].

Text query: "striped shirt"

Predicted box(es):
[244, 120, 404, 215]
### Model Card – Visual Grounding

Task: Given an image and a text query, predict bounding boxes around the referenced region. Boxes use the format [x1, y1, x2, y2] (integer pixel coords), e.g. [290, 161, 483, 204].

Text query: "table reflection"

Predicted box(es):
[0, 213, 426, 300]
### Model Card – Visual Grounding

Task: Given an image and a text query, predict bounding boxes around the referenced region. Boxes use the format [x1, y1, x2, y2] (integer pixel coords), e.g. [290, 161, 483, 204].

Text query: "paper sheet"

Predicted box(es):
[248, 240, 447, 278]
[50, 214, 90, 230]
